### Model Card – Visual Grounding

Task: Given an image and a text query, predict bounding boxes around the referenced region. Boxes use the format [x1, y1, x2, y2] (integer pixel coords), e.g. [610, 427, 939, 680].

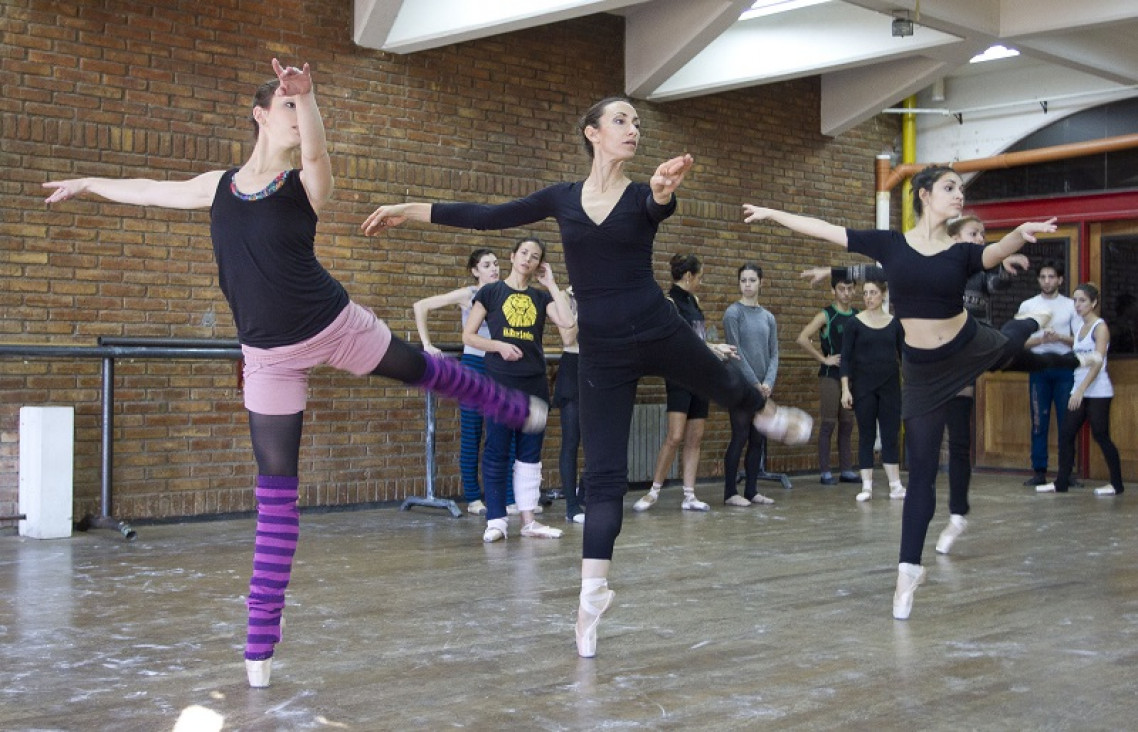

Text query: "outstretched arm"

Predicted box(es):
[650, 154, 694, 206]
[743, 205, 849, 247]
[43, 170, 224, 210]
[981, 218, 1057, 269]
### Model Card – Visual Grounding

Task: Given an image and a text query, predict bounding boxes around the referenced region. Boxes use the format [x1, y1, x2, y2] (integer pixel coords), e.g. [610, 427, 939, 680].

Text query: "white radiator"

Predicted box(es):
[627, 403, 674, 483]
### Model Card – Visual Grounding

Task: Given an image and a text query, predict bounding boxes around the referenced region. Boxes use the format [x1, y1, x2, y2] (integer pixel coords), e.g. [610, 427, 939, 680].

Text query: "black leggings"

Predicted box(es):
[247, 335, 427, 478]
[559, 397, 583, 516]
[901, 317, 1079, 565]
[580, 325, 765, 560]
[944, 395, 973, 516]
[1055, 397, 1123, 493]
[724, 408, 764, 500]
[851, 381, 901, 467]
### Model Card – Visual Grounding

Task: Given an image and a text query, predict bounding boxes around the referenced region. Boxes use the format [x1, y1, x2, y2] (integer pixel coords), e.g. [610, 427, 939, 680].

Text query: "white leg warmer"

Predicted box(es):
[513, 461, 543, 512]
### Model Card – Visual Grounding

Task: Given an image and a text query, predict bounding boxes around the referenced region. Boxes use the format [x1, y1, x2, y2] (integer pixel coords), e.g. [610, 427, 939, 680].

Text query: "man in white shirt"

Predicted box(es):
[1016, 260, 1078, 486]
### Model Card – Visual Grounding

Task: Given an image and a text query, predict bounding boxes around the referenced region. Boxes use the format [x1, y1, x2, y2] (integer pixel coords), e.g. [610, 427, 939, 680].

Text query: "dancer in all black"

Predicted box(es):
[362, 97, 812, 657]
[44, 60, 544, 688]
[744, 165, 1096, 620]
[840, 276, 905, 502]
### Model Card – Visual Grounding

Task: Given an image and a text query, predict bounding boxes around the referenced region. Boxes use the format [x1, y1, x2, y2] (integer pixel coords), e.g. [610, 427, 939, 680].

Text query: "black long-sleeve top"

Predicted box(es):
[839, 316, 903, 396]
[432, 181, 681, 347]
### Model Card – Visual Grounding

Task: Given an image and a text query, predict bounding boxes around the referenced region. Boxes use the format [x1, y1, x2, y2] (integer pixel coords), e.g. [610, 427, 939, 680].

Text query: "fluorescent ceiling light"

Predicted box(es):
[740, 0, 830, 21]
[969, 44, 1020, 63]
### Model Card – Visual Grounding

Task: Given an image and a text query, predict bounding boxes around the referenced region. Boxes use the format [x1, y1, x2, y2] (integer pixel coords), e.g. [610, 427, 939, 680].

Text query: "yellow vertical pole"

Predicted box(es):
[901, 95, 917, 231]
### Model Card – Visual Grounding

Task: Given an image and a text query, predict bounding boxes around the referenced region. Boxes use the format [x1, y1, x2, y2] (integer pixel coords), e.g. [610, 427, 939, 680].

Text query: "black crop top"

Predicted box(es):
[210, 169, 349, 348]
[846, 228, 986, 320]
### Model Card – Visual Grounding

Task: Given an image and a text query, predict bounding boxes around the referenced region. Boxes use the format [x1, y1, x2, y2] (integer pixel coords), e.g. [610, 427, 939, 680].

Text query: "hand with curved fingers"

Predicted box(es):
[1017, 217, 1058, 243]
[742, 204, 776, 224]
[361, 204, 411, 236]
[43, 179, 85, 204]
[536, 262, 557, 290]
[650, 154, 693, 202]
[496, 342, 524, 361]
[1002, 253, 1030, 275]
[272, 58, 312, 97]
[800, 267, 830, 285]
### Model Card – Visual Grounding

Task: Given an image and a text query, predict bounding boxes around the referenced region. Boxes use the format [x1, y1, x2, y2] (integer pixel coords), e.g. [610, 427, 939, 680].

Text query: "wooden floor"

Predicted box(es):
[2, 473, 1136, 731]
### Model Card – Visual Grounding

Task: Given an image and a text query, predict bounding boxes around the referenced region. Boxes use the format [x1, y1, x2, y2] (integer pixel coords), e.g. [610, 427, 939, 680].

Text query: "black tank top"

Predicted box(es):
[210, 168, 348, 347]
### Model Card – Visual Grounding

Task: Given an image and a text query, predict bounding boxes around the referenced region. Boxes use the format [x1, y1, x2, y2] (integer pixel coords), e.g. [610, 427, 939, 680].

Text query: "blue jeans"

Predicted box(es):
[482, 418, 543, 521]
[1028, 367, 1074, 472]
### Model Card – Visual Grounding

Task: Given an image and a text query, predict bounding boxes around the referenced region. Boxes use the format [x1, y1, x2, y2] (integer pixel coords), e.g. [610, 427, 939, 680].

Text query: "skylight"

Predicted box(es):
[969, 44, 1020, 64]
[740, 0, 830, 22]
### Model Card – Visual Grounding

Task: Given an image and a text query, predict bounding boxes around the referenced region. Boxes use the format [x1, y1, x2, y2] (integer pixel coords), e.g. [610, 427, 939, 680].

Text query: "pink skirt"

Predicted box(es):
[241, 302, 393, 415]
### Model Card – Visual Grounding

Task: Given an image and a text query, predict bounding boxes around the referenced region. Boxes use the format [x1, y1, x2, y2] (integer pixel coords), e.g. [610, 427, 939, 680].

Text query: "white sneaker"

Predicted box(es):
[855, 489, 872, 502]
[520, 520, 563, 539]
[893, 562, 926, 620]
[935, 514, 967, 555]
[632, 489, 659, 512]
[681, 495, 710, 512]
[466, 499, 487, 516]
[1094, 485, 1118, 496]
[1036, 483, 1057, 493]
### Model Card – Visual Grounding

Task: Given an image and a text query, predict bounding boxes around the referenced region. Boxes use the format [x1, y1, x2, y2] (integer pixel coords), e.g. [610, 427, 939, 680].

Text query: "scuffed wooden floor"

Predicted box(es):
[2, 473, 1136, 730]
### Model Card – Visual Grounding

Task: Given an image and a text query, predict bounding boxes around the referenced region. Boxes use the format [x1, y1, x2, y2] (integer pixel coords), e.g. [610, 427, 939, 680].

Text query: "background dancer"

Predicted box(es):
[722, 263, 780, 506]
[744, 164, 1093, 621]
[1036, 283, 1124, 497]
[361, 96, 812, 658]
[44, 59, 544, 688]
[462, 237, 574, 542]
[413, 248, 518, 516]
[839, 276, 905, 502]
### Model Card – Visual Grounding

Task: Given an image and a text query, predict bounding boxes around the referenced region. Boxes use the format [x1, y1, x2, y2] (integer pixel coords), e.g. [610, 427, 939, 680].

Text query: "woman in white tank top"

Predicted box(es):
[1037, 282, 1124, 496]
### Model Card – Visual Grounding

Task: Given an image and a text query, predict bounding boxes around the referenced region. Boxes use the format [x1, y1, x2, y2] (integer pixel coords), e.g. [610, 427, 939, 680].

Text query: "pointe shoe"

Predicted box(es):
[680, 494, 710, 511]
[893, 562, 926, 620]
[855, 488, 872, 502]
[889, 484, 907, 500]
[1015, 310, 1051, 330]
[520, 520, 563, 539]
[521, 395, 548, 434]
[1036, 483, 1057, 493]
[246, 658, 272, 688]
[754, 406, 813, 446]
[935, 514, 967, 555]
[576, 586, 615, 658]
[724, 494, 752, 507]
[632, 489, 659, 512]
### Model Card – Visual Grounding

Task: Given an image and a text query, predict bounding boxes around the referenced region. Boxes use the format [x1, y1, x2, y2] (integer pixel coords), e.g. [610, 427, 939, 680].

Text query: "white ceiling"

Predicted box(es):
[353, 0, 1138, 137]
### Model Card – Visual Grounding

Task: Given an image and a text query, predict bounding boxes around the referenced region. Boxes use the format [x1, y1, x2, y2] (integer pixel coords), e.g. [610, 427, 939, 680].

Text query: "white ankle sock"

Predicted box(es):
[862, 481, 873, 491]
[682, 486, 696, 497]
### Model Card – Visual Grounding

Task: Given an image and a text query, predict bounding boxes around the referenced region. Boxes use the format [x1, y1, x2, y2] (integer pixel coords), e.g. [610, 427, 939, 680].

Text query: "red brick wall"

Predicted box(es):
[0, 0, 897, 521]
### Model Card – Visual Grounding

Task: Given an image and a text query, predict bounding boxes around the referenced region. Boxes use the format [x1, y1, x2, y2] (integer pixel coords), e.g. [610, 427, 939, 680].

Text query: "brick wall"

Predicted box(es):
[0, 0, 898, 521]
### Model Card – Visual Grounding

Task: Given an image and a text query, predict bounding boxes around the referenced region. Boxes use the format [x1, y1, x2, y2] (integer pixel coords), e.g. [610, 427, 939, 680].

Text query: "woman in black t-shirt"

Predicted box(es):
[464, 237, 575, 543]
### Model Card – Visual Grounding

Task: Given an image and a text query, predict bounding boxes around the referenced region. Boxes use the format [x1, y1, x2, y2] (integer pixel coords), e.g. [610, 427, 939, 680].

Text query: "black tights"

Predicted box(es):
[944, 395, 973, 516]
[248, 335, 427, 478]
[724, 408, 764, 500]
[1055, 397, 1123, 492]
[901, 317, 1080, 564]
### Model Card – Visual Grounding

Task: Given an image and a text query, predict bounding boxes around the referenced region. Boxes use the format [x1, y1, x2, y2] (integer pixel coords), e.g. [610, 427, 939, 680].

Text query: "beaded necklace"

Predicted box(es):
[230, 169, 290, 201]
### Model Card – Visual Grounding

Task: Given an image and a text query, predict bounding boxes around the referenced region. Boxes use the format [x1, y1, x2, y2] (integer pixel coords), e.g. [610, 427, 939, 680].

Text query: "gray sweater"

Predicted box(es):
[723, 302, 779, 390]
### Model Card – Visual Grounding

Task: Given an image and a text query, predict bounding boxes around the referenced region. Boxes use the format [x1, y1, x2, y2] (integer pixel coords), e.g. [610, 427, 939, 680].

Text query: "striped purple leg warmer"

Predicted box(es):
[415, 354, 530, 431]
[245, 475, 300, 662]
